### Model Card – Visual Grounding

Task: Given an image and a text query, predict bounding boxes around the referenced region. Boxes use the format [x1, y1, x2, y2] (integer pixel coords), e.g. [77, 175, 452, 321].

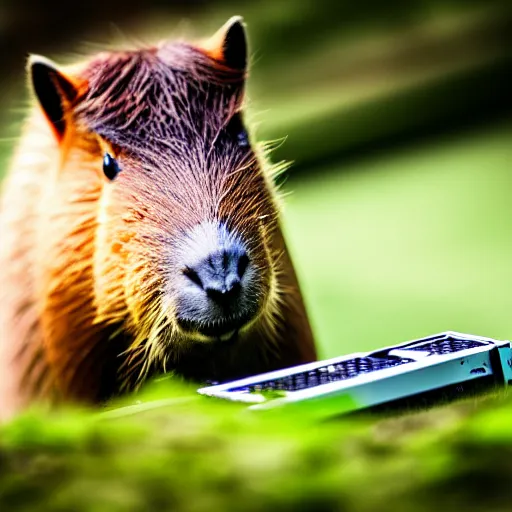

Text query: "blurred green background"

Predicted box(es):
[1, 0, 512, 359]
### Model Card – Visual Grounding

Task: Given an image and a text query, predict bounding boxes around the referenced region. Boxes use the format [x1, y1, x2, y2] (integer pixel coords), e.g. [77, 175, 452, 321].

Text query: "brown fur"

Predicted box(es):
[0, 18, 316, 419]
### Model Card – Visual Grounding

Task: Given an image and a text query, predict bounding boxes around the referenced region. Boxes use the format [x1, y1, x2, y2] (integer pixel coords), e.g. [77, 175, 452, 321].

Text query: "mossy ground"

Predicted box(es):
[2, 378, 512, 511]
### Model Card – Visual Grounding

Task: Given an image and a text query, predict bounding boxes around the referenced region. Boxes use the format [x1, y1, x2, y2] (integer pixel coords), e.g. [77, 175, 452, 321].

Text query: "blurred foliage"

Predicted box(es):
[1, 0, 511, 169]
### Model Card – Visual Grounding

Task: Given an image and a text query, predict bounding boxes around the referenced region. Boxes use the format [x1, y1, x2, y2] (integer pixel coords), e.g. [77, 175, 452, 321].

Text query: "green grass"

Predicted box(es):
[2, 379, 512, 511]
[284, 122, 512, 358]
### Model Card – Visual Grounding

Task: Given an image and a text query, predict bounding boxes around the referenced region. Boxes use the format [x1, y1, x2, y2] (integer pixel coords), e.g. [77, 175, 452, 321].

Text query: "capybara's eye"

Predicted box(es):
[103, 153, 122, 181]
[226, 112, 249, 148]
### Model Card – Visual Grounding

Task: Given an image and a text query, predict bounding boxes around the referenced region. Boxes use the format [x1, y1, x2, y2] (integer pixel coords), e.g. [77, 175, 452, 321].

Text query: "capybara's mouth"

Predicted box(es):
[177, 313, 252, 341]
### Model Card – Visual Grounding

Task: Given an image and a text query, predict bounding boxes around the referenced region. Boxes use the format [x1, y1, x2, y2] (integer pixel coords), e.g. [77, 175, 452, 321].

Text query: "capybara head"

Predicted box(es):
[30, 17, 285, 382]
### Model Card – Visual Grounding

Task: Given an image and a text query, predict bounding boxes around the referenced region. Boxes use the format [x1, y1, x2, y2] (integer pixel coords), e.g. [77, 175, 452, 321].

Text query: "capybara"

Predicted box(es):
[0, 16, 316, 418]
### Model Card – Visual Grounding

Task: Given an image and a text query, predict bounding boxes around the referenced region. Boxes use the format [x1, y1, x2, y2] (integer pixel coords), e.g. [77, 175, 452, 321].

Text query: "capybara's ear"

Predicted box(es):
[203, 16, 248, 71]
[28, 55, 81, 141]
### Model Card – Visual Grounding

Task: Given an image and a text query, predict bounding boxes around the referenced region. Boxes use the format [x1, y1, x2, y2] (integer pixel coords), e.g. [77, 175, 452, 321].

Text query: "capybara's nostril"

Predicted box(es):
[205, 279, 241, 306]
[237, 252, 249, 279]
[183, 266, 203, 289]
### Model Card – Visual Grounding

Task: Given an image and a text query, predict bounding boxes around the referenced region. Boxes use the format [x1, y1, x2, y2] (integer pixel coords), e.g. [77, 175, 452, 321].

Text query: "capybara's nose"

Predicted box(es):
[176, 222, 261, 339]
[183, 243, 249, 308]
